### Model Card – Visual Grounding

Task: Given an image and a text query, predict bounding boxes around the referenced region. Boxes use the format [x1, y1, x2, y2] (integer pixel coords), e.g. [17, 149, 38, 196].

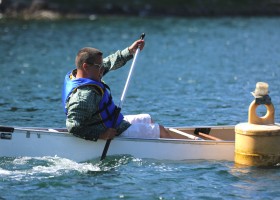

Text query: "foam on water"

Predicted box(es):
[0, 156, 101, 181]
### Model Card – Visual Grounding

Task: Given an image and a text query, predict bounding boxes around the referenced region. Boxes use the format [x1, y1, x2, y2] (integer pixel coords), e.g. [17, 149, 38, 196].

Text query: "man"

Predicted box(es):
[62, 38, 172, 141]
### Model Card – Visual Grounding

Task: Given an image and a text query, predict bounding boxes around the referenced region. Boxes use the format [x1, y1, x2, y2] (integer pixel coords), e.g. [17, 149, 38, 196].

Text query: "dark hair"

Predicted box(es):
[75, 47, 103, 69]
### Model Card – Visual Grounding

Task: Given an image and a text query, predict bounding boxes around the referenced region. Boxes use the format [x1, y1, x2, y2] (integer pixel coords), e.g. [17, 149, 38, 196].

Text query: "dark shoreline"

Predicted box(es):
[1, 0, 280, 20]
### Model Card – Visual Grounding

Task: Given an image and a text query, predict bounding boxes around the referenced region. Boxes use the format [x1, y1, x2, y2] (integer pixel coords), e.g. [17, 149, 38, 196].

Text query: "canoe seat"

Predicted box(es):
[194, 128, 222, 141]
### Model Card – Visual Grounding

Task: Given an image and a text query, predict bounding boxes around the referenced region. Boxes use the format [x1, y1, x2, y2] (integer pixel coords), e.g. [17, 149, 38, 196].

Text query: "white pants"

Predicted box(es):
[120, 114, 160, 139]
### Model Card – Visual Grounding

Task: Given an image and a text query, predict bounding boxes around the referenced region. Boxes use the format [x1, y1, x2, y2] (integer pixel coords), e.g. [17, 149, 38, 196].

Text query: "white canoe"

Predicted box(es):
[0, 125, 235, 162]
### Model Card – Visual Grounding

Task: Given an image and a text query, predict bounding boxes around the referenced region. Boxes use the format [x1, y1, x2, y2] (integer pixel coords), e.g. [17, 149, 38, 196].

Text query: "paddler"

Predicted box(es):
[62, 39, 172, 141]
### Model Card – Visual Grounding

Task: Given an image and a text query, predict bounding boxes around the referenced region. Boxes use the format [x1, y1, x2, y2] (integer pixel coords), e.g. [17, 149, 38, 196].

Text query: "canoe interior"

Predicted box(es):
[168, 126, 235, 141]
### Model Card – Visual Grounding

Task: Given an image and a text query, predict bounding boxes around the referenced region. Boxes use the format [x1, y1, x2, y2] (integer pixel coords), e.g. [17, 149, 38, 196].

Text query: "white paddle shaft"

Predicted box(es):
[100, 34, 145, 161]
[119, 47, 140, 108]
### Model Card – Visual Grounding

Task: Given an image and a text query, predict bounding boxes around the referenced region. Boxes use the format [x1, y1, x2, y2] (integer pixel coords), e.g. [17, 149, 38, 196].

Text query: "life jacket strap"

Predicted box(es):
[90, 105, 120, 126]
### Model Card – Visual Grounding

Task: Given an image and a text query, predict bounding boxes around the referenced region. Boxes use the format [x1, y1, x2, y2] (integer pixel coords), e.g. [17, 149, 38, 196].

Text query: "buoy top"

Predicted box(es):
[235, 122, 280, 136]
[251, 82, 269, 98]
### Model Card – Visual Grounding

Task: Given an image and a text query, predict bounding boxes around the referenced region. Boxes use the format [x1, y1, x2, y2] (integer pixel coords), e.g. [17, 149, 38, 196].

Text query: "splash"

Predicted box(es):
[0, 156, 101, 181]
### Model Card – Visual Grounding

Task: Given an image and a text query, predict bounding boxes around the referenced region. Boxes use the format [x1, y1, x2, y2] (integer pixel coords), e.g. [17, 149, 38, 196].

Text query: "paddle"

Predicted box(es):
[100, 33, 145, 161]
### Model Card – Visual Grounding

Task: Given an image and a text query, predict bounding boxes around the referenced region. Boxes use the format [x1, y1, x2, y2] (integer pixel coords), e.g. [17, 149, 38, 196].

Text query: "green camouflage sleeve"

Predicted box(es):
[102, 48, 133, 75]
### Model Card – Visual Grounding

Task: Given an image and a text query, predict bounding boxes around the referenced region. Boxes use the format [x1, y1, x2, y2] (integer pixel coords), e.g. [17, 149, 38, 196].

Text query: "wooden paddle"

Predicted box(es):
[169, 128, 203, 140]
[100, 33, 145, 161]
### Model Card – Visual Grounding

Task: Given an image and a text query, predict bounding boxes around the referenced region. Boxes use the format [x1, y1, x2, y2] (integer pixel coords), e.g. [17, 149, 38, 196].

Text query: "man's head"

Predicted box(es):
[75, 47, 103, 69]
[75, 47, 104, 81]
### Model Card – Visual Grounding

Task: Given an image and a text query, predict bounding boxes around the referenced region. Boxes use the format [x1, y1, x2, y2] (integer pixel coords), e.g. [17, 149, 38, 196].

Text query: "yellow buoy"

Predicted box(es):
[235, 82, 280, 167]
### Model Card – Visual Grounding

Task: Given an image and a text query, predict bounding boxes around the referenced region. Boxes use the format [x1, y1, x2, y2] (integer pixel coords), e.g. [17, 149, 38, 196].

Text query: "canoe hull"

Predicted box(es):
[0, 126, 235, 162]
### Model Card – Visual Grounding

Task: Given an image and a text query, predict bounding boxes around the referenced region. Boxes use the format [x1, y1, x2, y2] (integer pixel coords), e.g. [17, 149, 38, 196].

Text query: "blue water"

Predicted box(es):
[1, 16, 280, 199]
[1, 156, 279, 199]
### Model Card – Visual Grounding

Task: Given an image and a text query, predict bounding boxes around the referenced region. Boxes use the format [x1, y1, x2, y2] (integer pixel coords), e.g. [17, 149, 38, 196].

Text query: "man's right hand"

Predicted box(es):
[99, 128, 118, 140]
[128, 39, 145, 55]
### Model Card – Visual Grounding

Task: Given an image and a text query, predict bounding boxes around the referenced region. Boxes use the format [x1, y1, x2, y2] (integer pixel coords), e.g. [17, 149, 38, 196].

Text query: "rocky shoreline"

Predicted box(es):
[1, 0, 280, 20]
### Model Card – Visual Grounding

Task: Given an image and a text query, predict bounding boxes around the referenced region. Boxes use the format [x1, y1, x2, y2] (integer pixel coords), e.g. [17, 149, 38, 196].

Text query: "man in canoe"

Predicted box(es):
[62, 39, 172, 141]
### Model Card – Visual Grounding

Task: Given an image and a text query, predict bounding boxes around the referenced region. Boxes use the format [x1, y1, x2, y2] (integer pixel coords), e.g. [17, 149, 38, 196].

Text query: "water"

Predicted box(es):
[1, 16, 280, 199]
[1, 156, 280, 199]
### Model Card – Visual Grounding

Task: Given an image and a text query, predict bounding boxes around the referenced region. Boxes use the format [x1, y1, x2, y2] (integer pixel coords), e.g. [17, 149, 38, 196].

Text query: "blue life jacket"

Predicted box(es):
[62, 70, 123, 128]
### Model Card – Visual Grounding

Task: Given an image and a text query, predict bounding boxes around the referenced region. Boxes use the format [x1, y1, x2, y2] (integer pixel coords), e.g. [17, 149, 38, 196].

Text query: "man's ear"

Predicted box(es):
[82, 63, 88, 71]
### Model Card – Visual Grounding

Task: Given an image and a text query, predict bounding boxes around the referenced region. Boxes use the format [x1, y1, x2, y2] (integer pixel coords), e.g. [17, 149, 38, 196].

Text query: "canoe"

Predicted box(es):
[0, 125, 235, 162]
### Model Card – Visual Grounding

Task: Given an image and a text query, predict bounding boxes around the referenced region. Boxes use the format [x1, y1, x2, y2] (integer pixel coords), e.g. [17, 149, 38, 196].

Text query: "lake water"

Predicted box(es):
[0, 16, 280, 199]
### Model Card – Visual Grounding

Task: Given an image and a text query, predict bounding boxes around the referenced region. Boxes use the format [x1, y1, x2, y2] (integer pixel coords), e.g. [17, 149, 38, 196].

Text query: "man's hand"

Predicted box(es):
[99, 128, 118, 140]
[128, 39, 145, 55]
